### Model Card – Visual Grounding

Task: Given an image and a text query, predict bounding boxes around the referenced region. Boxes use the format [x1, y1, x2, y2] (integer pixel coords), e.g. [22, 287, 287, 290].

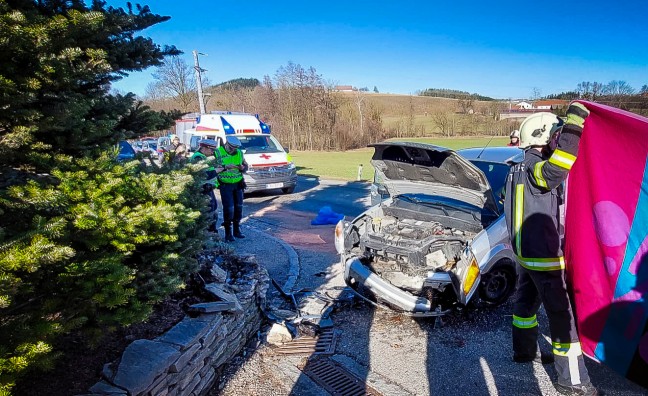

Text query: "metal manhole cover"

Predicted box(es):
[275, 328, 338, 355]
[301, 357, 382, 396]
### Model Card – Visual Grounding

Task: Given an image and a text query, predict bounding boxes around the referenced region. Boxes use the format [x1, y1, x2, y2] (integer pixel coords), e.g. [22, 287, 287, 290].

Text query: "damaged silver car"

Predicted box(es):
[335, 143, 524, 316]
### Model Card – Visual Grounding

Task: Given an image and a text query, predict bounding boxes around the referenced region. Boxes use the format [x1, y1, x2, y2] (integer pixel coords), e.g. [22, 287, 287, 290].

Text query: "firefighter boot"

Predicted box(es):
[224, 223, 235, 243]
[233, 222, 245, 239]
[554, 383, 598, 396]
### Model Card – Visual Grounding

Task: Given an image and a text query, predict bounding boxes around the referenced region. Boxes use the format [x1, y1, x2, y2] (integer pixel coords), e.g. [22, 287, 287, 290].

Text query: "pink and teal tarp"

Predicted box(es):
[564, 101, 648, 388]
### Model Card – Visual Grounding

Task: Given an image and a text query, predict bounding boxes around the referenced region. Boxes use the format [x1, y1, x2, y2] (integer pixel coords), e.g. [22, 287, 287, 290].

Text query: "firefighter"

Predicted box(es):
[508, 129, 520, 146]
[214, 135, 248, 243]
[504, 103, 598, 395]
[191, 139, 220, 235]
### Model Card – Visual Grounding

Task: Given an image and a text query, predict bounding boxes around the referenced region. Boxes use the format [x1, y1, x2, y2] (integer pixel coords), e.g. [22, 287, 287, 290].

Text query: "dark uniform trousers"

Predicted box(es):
[504, 122, 591, 387]
[219, 181, 243, 226]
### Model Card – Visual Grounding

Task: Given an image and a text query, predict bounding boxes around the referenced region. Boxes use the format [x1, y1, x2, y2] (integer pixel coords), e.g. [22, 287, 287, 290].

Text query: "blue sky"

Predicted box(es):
[110, 0, 648, 99]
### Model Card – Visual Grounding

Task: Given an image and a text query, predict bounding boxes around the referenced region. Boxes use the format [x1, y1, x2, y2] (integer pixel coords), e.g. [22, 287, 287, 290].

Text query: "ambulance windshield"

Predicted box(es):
[237, 135, 282, 154]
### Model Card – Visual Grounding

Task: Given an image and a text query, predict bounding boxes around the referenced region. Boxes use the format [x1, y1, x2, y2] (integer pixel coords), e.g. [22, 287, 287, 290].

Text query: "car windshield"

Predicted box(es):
[237, 135, 282, 154]
[468, 160, 510, 203]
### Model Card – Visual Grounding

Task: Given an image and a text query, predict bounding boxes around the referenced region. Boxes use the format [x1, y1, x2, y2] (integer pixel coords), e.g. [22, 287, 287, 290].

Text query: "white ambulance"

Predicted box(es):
[184, 112, 297, 194]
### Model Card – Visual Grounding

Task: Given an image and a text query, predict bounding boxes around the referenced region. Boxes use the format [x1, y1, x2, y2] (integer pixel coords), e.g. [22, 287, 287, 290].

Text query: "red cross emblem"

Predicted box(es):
[260, 154, 271, 159]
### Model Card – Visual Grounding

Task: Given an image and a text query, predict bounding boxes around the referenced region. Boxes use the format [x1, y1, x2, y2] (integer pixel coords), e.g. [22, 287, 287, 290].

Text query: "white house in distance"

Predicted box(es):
[514, 101, 533, 109]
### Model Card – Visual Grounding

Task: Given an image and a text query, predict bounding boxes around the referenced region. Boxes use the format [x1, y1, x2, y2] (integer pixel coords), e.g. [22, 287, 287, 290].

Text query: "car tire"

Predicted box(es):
[282, 186, 295, 194]
[478, 262, 516, 306]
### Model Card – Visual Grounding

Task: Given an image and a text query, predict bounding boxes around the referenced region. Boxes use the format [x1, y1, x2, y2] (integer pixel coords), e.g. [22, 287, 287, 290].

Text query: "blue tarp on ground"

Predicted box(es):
[311, 206, 344, 225]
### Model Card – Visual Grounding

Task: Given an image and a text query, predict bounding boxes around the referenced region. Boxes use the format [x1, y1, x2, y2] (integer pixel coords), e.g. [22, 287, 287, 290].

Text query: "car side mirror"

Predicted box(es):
[284, 148, 290, 153]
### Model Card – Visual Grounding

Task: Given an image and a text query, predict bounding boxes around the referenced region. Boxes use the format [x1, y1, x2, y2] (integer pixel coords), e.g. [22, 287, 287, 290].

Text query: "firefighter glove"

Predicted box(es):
[565, 102, 590, 129]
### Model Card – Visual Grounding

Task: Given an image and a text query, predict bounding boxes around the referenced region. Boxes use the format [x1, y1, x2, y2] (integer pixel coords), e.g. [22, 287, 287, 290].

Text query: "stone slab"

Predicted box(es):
[156, 317, 211, 350]
[113, 340, 180, 396]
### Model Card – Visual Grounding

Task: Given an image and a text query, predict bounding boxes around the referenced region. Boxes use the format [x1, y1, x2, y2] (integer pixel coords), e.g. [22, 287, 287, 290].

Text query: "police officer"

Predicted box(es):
[215, 135, 248, 242]
[504, 103, 597, 395]
[190, 139, 220, 235]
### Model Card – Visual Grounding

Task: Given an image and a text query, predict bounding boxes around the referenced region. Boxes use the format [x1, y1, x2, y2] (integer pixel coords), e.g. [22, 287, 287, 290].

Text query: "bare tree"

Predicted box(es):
[576, 81, 604, 101]
[604, 80, 635, 107]
[432, 112, 453, 137]
[354, 89, 366, 136]
[457, 95, 475, 115]
[151, 55, 197, 112]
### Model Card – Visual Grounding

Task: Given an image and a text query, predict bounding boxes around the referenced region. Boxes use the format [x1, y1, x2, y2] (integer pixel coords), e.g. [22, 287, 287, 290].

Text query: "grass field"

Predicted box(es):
[291, 136, 509, 181]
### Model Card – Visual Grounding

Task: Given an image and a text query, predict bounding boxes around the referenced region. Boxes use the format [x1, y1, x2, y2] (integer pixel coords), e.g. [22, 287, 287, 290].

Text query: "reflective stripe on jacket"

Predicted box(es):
[503, 124, 582, 269]
[215, 146, 245, 184]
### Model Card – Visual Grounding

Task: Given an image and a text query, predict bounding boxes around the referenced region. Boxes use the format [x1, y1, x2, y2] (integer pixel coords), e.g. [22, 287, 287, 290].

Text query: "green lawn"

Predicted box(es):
[291, 136, 509, 181]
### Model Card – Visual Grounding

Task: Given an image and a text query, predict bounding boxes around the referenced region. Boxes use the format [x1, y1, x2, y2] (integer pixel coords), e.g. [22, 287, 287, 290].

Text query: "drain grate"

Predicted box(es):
[301, 357, 382, 396]
[276, 328, 338, 355]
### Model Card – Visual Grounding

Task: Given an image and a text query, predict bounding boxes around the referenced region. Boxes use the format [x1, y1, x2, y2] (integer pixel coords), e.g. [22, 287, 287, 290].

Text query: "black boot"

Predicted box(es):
[233, 222, 245, 239]
[224, 224, 235, 242]
[207, 222, 219, 237]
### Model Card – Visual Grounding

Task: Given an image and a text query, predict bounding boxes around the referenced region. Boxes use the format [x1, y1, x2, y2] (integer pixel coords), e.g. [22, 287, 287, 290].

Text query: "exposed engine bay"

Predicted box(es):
[345, 204, 479, 297]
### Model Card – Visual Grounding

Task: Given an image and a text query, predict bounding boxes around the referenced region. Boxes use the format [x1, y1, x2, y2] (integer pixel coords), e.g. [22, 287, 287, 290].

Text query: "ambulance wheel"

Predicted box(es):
[282, 186, 295, 194]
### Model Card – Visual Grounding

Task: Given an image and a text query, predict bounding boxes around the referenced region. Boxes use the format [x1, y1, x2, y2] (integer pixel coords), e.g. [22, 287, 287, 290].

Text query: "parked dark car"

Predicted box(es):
[117, 140, 136, 161]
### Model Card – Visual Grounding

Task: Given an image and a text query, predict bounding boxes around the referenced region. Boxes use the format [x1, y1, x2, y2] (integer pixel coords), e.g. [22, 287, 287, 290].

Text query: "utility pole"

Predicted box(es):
[193, 50, 206, 114]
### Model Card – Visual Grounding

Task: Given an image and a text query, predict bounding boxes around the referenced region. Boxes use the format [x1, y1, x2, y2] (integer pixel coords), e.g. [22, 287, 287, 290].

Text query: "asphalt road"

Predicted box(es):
[216, 175, 646, 396]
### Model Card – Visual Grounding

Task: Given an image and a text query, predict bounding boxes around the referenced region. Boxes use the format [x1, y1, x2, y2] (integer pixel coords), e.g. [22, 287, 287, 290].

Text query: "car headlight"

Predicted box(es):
[462, 256, 480, 296]
[287, 162, 296, 170]
[334, 220, 345, 254]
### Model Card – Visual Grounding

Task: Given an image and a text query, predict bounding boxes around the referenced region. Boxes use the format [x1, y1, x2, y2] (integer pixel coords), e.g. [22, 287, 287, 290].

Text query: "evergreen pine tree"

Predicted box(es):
[0, 2, 205, 393]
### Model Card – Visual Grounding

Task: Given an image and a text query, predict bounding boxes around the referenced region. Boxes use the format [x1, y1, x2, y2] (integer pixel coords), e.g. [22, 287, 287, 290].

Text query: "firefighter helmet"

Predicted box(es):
[510, 129, 520, 139]
[519, 112, 563, 148]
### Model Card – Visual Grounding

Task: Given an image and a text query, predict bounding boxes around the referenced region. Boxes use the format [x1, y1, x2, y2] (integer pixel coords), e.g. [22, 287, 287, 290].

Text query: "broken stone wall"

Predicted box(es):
[86, 258, 269, 396]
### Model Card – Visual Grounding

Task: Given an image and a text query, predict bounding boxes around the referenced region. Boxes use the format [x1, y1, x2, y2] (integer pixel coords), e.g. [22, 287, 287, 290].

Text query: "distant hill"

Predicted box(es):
[212, 78, 260, 90]
[418, 88, 495, 101]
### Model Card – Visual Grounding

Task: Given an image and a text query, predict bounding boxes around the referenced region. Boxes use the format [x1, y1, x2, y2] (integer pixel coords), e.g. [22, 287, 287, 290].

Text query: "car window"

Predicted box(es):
[469, 160, 510, 201]
[237, 135, 281, 153]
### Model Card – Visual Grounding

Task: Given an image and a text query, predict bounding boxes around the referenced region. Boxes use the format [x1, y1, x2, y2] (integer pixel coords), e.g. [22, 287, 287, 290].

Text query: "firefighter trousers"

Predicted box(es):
[512, 264, 591, 387]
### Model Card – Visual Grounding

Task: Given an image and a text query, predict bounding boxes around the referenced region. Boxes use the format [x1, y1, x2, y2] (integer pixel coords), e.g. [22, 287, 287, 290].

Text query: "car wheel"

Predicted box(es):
[479, 262, 516, 306]
[282, 186, 295, 194]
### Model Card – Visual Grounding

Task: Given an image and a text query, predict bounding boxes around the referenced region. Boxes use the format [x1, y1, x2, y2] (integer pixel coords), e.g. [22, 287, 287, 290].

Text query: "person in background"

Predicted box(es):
[190, 139, 220, 235]
[169, 134, 187, 163]
[214, 135, 248, 243]
[508, 129, 520, 146]
[504, 103, 598, 396]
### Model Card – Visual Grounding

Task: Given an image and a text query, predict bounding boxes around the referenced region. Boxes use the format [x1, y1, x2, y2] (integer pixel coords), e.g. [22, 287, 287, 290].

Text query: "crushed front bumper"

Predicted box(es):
[343, 257, 444, 316]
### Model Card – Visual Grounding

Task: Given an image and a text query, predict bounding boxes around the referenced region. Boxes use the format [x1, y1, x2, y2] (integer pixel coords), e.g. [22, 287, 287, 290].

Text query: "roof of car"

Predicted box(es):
[369, 141, 452, 152]
[457, 146, 524, 164]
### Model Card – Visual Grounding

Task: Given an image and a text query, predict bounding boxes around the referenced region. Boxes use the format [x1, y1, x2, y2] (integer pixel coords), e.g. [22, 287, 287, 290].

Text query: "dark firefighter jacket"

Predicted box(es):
[504, 124, 582, 271]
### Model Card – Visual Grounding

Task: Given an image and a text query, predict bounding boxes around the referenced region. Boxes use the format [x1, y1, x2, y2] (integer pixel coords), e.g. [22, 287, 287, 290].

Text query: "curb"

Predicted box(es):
[240, 219, 300, 293]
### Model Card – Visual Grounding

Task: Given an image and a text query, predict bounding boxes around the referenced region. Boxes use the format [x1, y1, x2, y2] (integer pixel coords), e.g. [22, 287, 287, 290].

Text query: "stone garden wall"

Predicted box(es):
[85, 256, 269, 396]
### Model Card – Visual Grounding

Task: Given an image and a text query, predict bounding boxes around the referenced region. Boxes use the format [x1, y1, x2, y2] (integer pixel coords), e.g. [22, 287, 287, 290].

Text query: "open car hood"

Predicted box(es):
[370, 142, 499, 214]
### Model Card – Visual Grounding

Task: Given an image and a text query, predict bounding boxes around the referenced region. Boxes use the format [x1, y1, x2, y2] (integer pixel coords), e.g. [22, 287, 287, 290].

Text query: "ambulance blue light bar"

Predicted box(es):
[259, 120, 271, 134]
[220, 116, 235, 135]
